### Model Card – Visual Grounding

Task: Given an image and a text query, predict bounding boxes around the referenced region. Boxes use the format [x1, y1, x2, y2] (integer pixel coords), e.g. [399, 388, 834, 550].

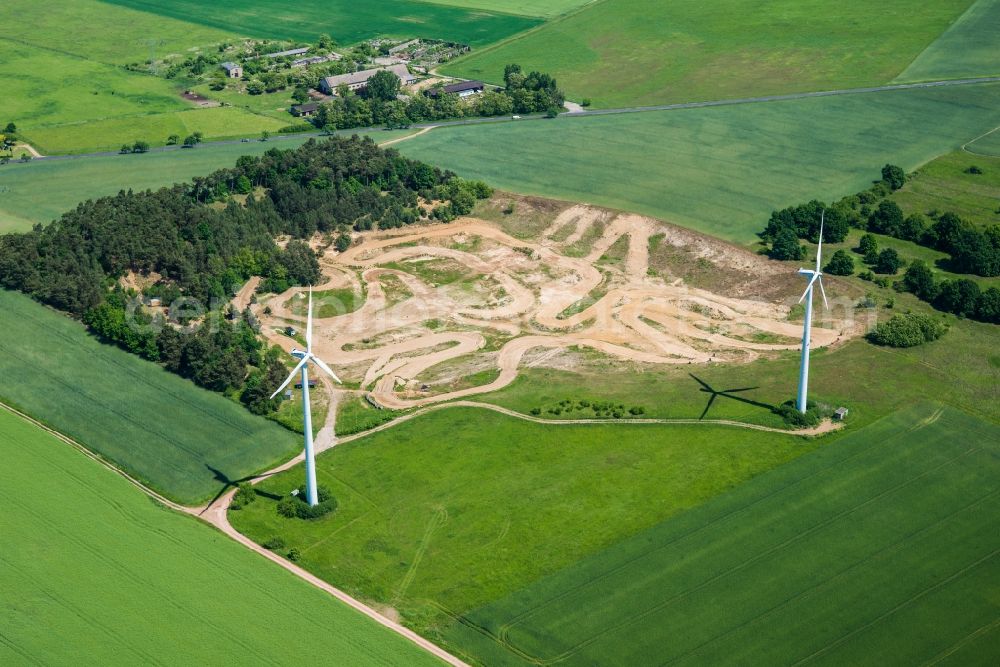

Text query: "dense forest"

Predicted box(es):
[759, 164, 1000, 325]
[0, 136, 491, 414]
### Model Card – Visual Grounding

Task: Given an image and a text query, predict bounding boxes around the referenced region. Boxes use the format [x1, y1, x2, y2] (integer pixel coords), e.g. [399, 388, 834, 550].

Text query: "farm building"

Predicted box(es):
[290, 102, 320, 117]
[427, 80, 485, 98]
[263, 47, 310, 59]
[220, 62, 243, 78]
[292, 54, 341, 67]
[319, 64, 416, 95]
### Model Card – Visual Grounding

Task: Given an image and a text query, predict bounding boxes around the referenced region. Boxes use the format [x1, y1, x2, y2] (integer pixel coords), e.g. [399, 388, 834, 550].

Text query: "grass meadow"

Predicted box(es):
[445, 403, 1000, 666]
[895, 0, 1000, 82]
[890, 150, 1000, 229]
[230, 408, 822, 641]
[26, 107, 292, 155]
[104, 0, 541, 48]
[0, 290, 299, 504]
[0, 408, 440, 666]
[397, 83, 1000, 244]
[443, 0, 973, 107]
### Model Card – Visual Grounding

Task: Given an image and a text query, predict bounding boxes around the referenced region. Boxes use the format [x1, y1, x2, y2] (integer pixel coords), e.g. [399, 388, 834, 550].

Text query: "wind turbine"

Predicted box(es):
[269, 287, 341, 506]
[795, 212, 829, 414]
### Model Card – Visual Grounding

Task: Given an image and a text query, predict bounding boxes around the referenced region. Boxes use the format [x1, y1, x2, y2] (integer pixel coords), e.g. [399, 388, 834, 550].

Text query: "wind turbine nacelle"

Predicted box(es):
[291, 348, 308, 359]
[798, 268, 816, 277]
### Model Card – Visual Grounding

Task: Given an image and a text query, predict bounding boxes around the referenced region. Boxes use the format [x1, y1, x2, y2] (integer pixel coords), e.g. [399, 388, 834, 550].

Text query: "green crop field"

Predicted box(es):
[0, 408, 440, 666]
[445, 403, 1000, 666]
[26, 107, 292, 155]
[231, 407, 823, 641]
[415, 0, 593, 18]
[398, 83, 1000, 244]
[890, 150, 1000, 229]
[0, 0, 237, 64]
[0, 290, 299, 504]
[443, 0, 973, 107]
[895, 0, 1000, 82]
[104, 0, 541, 48]
[0, 131, 414, 233]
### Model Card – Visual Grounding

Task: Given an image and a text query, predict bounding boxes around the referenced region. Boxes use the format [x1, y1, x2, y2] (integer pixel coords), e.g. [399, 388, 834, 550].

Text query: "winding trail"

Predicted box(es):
[257, 213, 849, 411]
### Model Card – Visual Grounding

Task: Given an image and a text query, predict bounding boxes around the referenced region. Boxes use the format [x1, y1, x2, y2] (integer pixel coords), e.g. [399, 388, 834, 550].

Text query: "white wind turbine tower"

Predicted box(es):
[270, 287, 342, 506]
[795, 212, 829, 414]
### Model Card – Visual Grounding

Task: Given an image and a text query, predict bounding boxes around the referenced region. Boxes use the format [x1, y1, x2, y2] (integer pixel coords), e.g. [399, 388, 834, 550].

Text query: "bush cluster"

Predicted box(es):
[530, 398, 646, 419]
[773, 401, 823, 428]
[277, 485, 337, 520]
[900, 261, 1000, 324]
[230, 482, 257, 510]
[866, 312, 948, 348]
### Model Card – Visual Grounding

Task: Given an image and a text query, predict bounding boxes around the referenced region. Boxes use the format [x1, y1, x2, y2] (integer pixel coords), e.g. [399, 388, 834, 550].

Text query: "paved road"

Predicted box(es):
[7, 75, 1000, 165]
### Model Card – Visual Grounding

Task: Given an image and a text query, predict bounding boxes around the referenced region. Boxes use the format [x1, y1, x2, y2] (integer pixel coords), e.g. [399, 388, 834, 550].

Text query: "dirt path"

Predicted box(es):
[379, 126, 434, 147]
[260, 211, 849, 410]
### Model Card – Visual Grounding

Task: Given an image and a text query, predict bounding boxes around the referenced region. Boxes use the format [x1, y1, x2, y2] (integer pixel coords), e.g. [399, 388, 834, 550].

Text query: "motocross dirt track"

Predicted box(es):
[258, 206, 849, 409]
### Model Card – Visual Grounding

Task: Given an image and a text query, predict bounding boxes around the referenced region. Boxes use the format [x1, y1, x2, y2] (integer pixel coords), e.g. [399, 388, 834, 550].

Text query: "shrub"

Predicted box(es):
[874, 248, 903, 274]
[965, 165, 983, 175]
[529, 407, 541, 416]
[867, 312, 948, 347]
[773, 401, 822, 428]
[824, 249, 854, 275]
[580, 98, 591, 107]
[263, 536, 286, 550]
[859, 270, 874, 282]
[628, 406, 645, 416]
[768, 226, 806, 260]
[231, 482, 257, 510]
[858, 233, 878, 262]
[277, 485, 337, 519]
[881, 164, 906, 190]
[286, 547, 301, 561]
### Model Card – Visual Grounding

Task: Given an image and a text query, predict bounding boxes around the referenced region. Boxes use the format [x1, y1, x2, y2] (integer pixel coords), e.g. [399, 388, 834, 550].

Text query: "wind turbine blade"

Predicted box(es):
[688, 373, 714, 392]
[817, 276, 829, 310]
[269, 357, 308, 399]
[798, 273, 820, 303]
[306, 286, 313, 353]
[310, 354, 343, 384]
[816, 210, 825, 273]
[699, 393, 717, 420]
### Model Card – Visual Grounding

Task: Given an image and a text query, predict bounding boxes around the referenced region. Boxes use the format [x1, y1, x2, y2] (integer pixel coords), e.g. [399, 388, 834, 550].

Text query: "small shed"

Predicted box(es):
[220, 61, 243, 78]
[283, 390, 293, 400]
[290, 102, 319, 117]
[833, 407, 849, 421]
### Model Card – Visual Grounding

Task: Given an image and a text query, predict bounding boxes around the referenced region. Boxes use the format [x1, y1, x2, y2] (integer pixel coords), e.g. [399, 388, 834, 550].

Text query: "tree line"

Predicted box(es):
[758, 164, 999, 326]
[760, 164, 1000, 278]
[310, 63, 565, 132]
[0, 136, 492, 413]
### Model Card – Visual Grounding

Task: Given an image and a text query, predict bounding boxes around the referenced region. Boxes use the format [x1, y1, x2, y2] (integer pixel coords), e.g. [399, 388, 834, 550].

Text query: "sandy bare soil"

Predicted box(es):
[256, 206, 852, 410]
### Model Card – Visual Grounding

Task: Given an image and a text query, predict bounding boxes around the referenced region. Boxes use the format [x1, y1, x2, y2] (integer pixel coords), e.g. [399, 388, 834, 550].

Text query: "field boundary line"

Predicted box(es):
[0, 400, 187, 513]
